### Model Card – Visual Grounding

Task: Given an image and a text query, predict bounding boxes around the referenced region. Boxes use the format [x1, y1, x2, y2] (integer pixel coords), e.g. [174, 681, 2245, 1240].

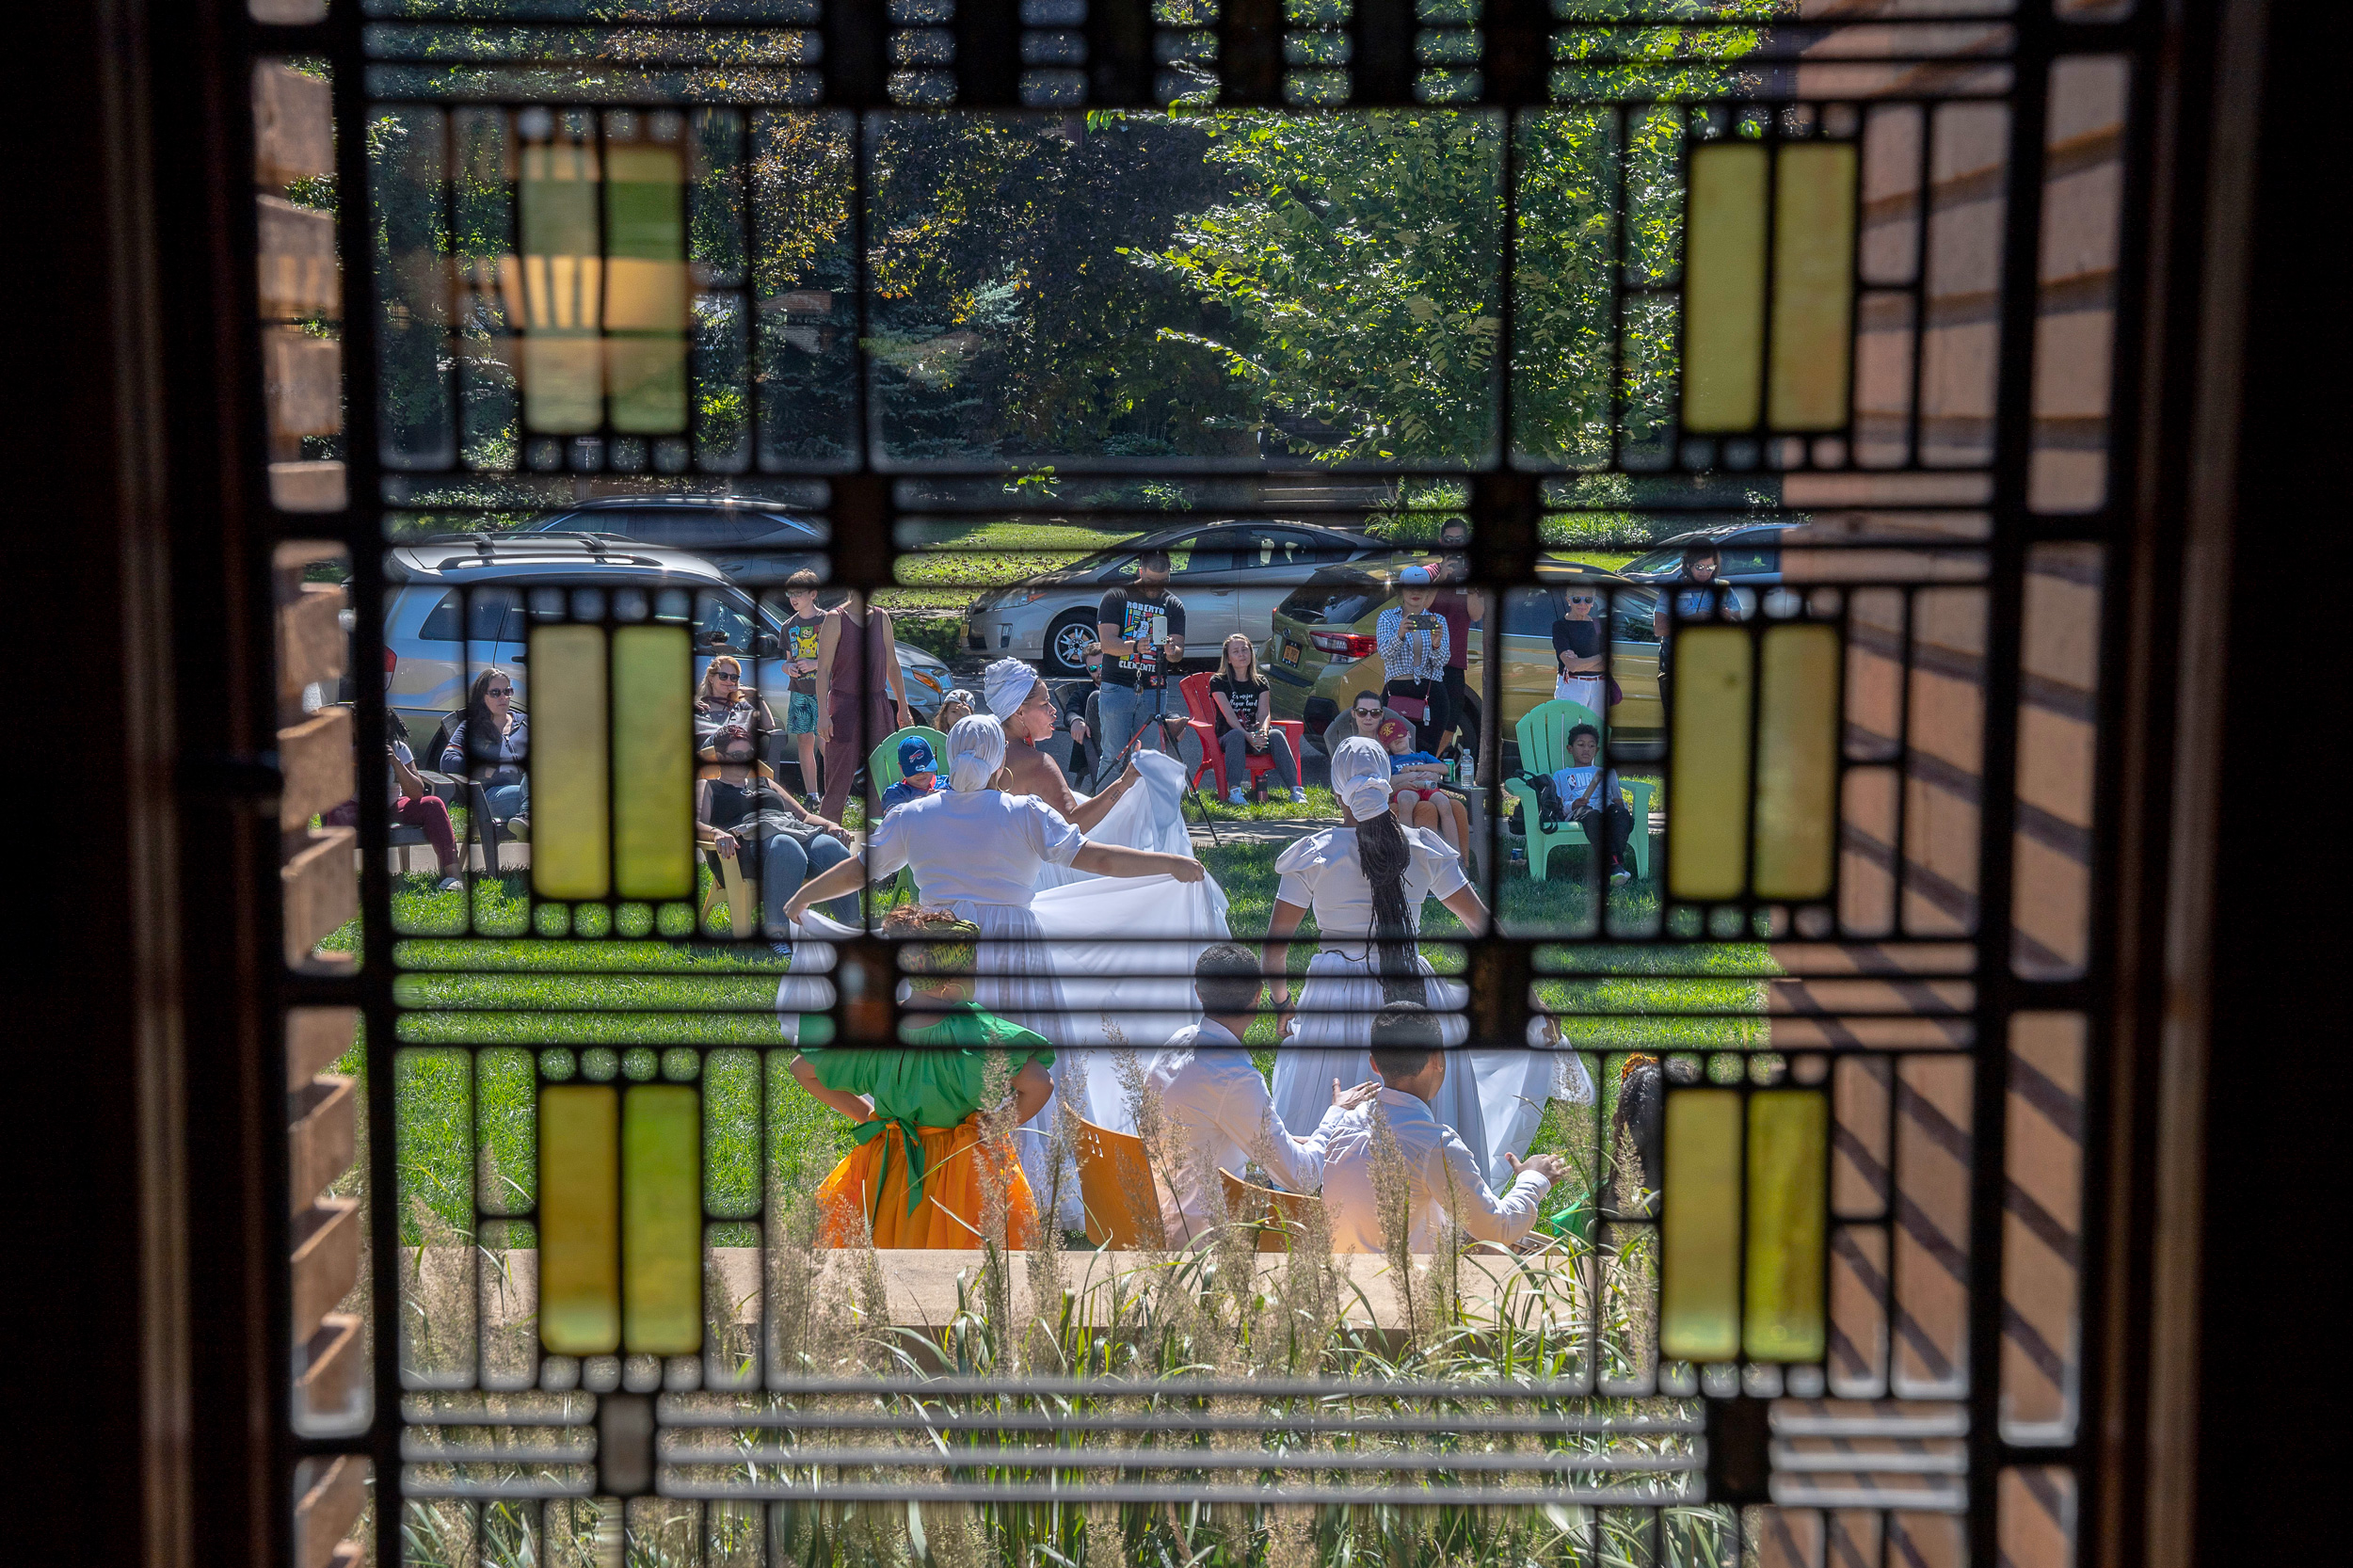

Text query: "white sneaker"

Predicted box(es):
[1227, 785, 1248, 805]
[1289, 787, 1308, 805]
[1609, 868, 1632, 886]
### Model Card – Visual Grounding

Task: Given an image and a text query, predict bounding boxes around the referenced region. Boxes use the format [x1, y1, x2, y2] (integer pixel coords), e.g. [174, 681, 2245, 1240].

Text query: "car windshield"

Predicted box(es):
[1622, 533, 1779, 577]
[1276, 570, 1390, 627]
[1621, 543, 1707, 576]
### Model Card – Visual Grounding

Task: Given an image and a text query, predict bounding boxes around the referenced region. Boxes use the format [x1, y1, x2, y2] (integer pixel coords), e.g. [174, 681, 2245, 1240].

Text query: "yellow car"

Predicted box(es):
[1263, 556, 1664, 767]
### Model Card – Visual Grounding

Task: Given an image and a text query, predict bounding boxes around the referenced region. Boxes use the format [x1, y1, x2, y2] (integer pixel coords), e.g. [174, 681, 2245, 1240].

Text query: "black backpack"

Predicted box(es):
[1515, 771, 1566, 832]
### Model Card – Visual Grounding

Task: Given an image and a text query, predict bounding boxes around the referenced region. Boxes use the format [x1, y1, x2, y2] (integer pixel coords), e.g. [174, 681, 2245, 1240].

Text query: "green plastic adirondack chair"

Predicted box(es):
[1502, 699, 1656, 883]
[865, 726, 948, 907]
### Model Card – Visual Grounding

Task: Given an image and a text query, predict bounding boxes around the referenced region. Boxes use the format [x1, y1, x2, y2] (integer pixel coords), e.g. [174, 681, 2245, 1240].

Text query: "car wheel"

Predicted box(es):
[1045, 611, 1096, 678]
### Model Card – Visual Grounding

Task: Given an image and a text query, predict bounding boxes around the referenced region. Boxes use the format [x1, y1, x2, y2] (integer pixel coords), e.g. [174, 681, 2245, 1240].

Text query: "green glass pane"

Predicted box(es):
[1660, 1087, 1742, 1364]
[703, 1048, 761, 1220]
[1769, 141, 1859, 430]
[1746, 1089, 1829, 1361]
[530, 625, 611, 901]
[604, 143, 687, 433]
[475, 1047, 537, 1216]
[1753, 622, 1842, 899]
[519, 137, 603, 432]
[612, 625, 695, 899]
[1683, 141, 1768, 432]
[624, 1084, 702, 1355]
[1668, 626, 1753, 899]
[540, 1084, 619, 1354]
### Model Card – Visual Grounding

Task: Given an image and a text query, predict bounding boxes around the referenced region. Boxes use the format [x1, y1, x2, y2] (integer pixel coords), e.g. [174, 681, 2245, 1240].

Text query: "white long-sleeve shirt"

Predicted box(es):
[1321, 1088, 1552, 1253]
[1142, 1019, 1347, 1245]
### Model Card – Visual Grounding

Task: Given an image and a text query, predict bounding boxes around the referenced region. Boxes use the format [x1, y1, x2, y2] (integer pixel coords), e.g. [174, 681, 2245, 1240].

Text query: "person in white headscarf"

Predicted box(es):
[1265, 736, 1531, 1186]
[782, 715, 1209, 1196]
[984, 655, 1143, 830]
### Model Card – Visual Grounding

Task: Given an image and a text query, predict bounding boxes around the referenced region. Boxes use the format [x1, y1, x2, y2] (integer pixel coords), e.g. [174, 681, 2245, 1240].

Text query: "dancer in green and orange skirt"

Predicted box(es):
[790, 906, 1057, 1248]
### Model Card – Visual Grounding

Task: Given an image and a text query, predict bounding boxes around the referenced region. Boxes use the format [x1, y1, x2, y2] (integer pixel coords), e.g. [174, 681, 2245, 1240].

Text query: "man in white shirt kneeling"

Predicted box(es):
[1144, 944, 1380, 1246]
[1322, 1003, 1568, 1253]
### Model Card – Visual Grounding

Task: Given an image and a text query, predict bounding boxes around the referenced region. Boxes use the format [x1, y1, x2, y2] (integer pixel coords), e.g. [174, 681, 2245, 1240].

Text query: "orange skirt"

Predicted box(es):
[815, 1115, 1041, 1250]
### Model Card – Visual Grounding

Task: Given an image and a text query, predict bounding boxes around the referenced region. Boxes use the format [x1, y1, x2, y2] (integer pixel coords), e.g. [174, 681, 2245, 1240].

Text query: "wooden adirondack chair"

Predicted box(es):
[1501, 699, 1655, 883]
[1217, 1168, 1323, 1254]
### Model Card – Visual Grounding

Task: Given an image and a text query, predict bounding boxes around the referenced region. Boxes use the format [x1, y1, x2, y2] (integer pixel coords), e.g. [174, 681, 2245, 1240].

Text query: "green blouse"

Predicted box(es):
[800, 1007, 1056, 1212]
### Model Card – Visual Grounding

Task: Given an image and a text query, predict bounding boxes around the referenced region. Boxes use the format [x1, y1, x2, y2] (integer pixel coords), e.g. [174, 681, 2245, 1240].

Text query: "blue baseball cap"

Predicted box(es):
[898, 735, 937, 775]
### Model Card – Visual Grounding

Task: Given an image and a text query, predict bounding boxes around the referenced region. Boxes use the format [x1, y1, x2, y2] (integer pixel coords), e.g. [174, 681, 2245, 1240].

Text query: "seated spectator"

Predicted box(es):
[695, 656, 776, 760]
[696, 718, 859, 936]
[1377, 716, 1465, 856]
[326, 708, 461, 893]
[1209, 632, 1305, 806]
[440, 668, 529, 829]
[878, 734, 941, 818]
[934, 689, 975, 732]
[1141, 945, 1379, 1244]
[1321, 688, 1417, 760]
[1320, 1003, 1566, 1254]
[1053, 642, 1101, 783]
[1550, 722, 1634, 885]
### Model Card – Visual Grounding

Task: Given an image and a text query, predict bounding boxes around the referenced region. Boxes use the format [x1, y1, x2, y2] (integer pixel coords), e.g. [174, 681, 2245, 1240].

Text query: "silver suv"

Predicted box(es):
[383, 534, 950, 746]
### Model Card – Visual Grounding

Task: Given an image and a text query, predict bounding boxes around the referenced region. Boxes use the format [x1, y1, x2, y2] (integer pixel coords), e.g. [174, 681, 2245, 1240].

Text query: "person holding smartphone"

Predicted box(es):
[1092, 547, 1186, 789]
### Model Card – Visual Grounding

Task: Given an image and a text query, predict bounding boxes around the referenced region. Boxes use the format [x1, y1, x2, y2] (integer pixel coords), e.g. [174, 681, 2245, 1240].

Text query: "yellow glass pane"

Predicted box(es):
[1745, 1090, 1829, 1360]
[1683, 142, 1769, 432]
[530, 625, 612, 900]
[519, 138, 602, 432]
[1769, 142, 1859, 430]
[611, 625, 695, 900]
[603, 143, 687, 434]
[1753, 622, 1842, 899]
[1668, 626, 1753, 899]
[1660, 1088, 1742, 1363]
[539, 1085, 619, 1354]
[623, 1085, 702, 1355]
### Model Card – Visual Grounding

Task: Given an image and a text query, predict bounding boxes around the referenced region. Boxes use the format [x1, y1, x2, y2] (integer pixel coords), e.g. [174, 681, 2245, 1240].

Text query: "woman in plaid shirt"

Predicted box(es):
[1375, 564, 1451, 752]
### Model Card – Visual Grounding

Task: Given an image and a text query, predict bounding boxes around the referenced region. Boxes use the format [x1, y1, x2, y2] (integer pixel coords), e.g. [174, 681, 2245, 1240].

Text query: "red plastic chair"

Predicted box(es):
[1177, 672, 1307, 798]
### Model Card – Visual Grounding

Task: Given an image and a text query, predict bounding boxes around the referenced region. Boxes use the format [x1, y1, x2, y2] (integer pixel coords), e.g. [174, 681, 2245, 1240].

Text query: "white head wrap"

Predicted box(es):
[946, 712, 1008, 792]
[983, 657, 1040, 722]
[1330, 736, 1395, 822]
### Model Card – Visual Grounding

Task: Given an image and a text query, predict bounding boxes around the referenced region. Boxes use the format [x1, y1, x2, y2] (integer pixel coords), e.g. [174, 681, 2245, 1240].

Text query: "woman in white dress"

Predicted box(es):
[782, 716, 1207, 1199]
[1265, 737, 1496, 1167]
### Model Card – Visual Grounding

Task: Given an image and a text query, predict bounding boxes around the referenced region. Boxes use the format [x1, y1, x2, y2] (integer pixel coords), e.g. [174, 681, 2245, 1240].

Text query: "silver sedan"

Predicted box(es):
[962, 520, 1390, 677]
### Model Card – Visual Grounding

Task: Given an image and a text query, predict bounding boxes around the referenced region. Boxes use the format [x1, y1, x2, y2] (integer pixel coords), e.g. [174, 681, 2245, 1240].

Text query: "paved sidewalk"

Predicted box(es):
[1188, 813, 1330, 848]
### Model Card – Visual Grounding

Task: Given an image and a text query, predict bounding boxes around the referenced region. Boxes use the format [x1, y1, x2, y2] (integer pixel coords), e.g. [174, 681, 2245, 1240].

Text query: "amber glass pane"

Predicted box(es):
[540, 1085, 620, 1354]
[1745, 1090, 1828, 1361]
[1669, 626, 1753, 899]
[1660, 1088, 1742, 1363]
[611, 625, 695, 900]
[1753, 623, 1842, 899]
[1769, 142, 1858, 430]
[1682, 142, 1769, 432]
[530, 624, 612, 901]
[623, 1084, 702, 1355]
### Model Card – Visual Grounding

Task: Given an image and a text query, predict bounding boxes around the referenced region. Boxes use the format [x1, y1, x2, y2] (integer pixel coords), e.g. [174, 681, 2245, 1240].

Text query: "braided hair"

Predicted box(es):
[1354, 808, 1428, 1007]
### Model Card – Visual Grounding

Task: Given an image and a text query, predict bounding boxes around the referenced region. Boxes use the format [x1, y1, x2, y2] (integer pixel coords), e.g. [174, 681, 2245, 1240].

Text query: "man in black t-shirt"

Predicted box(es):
[1093, 549, 1187, 788]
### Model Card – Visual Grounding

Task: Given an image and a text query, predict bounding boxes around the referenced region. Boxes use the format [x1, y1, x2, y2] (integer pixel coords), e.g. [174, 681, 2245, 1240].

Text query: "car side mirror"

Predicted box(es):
[755, 632, 780, 657]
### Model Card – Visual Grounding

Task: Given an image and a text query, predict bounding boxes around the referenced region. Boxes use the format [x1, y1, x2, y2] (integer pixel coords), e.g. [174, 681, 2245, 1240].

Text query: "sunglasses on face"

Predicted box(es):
[1354, 707, 1381, 718]
[487, 686, 513, 696]
[1567, 597, 1593, 605]
[712, 673, 737, 682]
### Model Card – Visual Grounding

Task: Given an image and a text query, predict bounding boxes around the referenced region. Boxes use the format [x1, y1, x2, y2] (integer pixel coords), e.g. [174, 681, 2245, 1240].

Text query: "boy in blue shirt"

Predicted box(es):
[1550, 723, 1633, 885]
[878, 735, 941, 817]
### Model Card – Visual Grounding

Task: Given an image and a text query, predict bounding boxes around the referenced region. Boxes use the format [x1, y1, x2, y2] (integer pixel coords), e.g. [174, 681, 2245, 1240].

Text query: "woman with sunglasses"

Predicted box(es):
[1550, 586, 1609, 721]
[695, 655, 776, 754]
[440, 667, 529, 827]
